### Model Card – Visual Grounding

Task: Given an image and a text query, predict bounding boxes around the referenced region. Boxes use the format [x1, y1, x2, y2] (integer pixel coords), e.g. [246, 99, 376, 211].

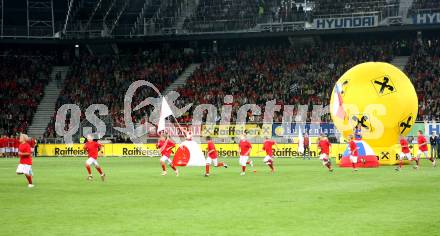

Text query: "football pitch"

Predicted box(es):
[0, 157, 439, 236]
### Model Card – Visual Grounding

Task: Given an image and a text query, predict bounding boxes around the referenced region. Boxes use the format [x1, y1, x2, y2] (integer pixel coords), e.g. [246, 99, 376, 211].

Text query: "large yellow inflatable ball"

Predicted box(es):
[330, 62, 418, 147]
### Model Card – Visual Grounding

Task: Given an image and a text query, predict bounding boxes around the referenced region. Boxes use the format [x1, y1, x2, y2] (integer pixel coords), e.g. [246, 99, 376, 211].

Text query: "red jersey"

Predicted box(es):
[263, 140, 276, 156]
[14, 138, 20, 148]
[2, 138, 7, 148]
[318, 139, 331, 155]
[157, 139, 175, 157]
[0, 138, 5, 148]
[400, 139, 410, 154]
[239, 140, 252, 156]
[349, 141, 358, 156]
[18, 142, 32, 165]
[28, 139, 36, 148]
[417, 135, 428, 151]
[207, 140, 218, 159]
[7, 138, 13, 148]
[83, 141, 102, 159]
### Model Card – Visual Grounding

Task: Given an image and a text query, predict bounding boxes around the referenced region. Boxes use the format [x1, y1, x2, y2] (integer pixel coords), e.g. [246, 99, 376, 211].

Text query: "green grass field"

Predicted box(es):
[0, 157, 439, 236]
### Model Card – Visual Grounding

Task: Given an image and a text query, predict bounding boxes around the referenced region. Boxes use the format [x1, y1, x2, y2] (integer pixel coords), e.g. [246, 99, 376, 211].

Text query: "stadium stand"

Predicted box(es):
[40, 38, 432, 141]
[176, 39, 398, 123]
[405, 38, 440, 121]
[274, 0, 309, 22]
[0, 51, 54, 135]
[44, 49, 192, 138]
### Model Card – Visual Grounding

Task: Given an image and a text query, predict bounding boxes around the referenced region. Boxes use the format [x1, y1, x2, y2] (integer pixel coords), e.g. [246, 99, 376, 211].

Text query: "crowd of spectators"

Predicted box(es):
[272, 0, 308, 22]
[44, 49, 192, 138]
[176, 39, 397, 124]
[405, 38, 440, 121]
[0, 51, 54, 135]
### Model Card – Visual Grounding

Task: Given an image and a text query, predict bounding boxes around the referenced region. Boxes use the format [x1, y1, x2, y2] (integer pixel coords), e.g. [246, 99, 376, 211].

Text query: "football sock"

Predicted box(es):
[326, 163, 332, 170]
[96, 167, 103, 175]
[241, 166, 246, 172]
[268, 162, 274, 171]
[205, 164, 210, 174]
[25, 175, 32, 184]
[161, 163, 166, 171]
[86, 165, 92, 175]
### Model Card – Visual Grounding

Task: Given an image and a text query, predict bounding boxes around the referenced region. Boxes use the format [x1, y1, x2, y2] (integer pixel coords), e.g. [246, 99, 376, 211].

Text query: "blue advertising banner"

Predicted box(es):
[270, 122, 436, 138]
[313, 15, 378, 29]
[412, 12, 440, 24]
[271, 122, 438, 138]
[426, 123, 440, 135]
[272, 123, 339, 137]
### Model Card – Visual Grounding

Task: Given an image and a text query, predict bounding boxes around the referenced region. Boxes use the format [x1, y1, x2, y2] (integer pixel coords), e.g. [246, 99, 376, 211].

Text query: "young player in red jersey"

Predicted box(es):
[396, 135, 418, 171]
[348, 135, 359, 171]
[6, 135, 13, 157]
[83, 135, 106, 181]
[16, 134, 34, 188]
[262, 136, 278, 173]
[0, 135, 5, 157]
[238, 134, 252, 176]
[8, 136, 14, 157]
[204, 136, 228, 177]
[5, 136, 11, 157]
[9, 136, 14, 157]
[317, 134, 333, 172]
[13, 136, 20, 157]
[6, 136, 13, 157]
[417, 130, 436, 167]
[156, 133, 179, 176]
